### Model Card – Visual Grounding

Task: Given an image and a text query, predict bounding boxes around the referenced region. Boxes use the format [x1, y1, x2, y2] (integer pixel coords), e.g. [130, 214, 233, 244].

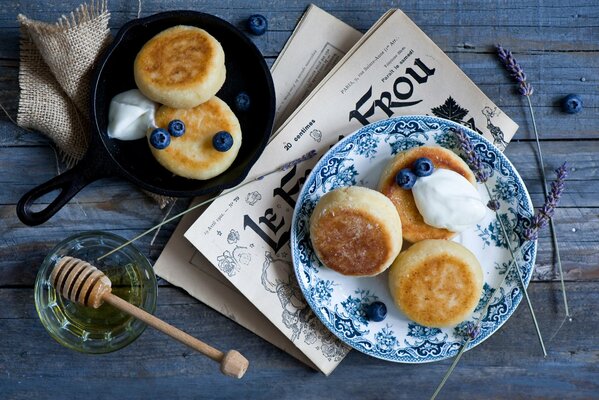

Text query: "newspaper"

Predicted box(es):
[154, 4, 361, 374]
[184, 8, 519, 374]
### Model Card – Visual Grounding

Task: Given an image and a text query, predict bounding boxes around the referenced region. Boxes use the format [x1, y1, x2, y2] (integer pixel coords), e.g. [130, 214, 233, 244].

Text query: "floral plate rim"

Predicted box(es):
[290, 115, 537, 363]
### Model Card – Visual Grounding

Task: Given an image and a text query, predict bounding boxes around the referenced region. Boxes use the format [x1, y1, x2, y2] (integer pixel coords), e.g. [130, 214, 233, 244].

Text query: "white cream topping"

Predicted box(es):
[107, 89, 157, 140]
[412, 168, 486, 232]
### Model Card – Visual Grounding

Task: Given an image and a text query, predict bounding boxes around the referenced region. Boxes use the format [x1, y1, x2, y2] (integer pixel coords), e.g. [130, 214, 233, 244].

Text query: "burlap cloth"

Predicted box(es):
[17, 0, 171, 208]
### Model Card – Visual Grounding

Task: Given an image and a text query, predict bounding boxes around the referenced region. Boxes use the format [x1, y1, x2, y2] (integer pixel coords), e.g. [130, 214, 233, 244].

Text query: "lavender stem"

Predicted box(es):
[484, 184, 547, 357]
[526, 95, 570, 319]
[430, 337, 473, 400]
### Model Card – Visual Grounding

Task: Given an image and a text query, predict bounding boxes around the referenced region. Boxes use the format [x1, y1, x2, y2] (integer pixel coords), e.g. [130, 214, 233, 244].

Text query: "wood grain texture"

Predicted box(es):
[1, 284, 598, 399]
[1, 0, 598, 399]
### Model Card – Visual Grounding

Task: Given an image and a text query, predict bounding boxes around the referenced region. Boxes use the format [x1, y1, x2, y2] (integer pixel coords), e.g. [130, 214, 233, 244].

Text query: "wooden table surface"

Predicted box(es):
[1, 1, 598, 399]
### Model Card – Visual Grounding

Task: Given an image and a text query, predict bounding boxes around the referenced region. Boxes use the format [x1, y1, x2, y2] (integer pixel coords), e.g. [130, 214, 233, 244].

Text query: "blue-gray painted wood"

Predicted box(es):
[1, 1, 598, 399]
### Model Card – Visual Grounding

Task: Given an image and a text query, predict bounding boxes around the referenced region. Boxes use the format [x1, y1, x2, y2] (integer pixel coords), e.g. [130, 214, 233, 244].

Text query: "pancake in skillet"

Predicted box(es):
[378, 146, 476, 243]
[309, 186, 402, 277]
[134, 25, 226, 108]
[149, 96, 241, 180]
[388, 239, 483, 327]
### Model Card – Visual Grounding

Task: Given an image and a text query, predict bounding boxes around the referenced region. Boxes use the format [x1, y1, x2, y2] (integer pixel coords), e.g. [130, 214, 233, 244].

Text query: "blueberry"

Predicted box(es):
[365, 302, 387, 322]
[168, 119, 185, 137]
[149, 128, 170, 150]
[395, 168, 417, 189]
[561, 94, 583, 114]
[212, 131, 234, 152]
[235, 92, 251, 112]
[413, 157, 434, 177]
[247, 14, 268, 36]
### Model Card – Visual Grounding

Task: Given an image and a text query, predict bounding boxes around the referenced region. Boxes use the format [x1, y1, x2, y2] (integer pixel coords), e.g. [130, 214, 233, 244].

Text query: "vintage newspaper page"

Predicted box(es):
[270, 5, 363, 130]
[154, 4, 361, 374]
[185, 8, 519, 374]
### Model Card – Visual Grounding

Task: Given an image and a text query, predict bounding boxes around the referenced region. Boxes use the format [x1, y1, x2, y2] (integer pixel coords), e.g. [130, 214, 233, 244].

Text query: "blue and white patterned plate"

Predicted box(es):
[290, 115, 536, 363]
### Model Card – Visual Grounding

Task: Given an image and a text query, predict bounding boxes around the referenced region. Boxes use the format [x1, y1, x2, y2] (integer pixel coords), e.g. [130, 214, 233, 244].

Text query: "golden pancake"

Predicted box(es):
[149, 96, 241, 180]
[134, 25, 226, 108]
[388, 239, 483, 327]
[378, 146, 476, 242]
[309, 186, 402, 277]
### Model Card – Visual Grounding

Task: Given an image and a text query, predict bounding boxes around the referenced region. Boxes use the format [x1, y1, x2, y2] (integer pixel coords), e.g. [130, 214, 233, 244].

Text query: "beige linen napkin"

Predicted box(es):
[17, 0, 171, 208]
[17, 0, 110, 166]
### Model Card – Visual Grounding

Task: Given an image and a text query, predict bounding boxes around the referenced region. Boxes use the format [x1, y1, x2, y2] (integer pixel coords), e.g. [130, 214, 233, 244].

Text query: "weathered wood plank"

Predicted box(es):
[2, 0, 599, 29]
[0, 283, 597, 399]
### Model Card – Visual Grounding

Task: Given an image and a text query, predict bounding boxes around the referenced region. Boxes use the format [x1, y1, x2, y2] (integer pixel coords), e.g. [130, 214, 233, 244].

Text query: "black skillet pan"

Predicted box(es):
[17, 11, 275, 226]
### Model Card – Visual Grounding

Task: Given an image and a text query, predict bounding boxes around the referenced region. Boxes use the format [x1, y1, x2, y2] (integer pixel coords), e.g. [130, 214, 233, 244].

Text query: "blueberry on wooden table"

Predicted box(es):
[247, 14, 268, 36]
[149, 128, 170, 149]
[561, 94, 583, 114]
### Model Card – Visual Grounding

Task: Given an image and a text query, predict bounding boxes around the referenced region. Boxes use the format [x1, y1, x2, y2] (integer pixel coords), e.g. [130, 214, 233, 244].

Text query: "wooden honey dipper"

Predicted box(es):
[50, 256, 249, 378]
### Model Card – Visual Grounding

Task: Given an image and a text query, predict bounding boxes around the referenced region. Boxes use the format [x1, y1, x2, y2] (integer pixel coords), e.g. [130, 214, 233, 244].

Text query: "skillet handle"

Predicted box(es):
[16, 154, 112, 226]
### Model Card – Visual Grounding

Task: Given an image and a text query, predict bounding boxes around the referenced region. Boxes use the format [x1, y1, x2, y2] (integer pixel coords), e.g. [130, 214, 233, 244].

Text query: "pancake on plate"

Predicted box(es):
[149, 96, 241, 180]
[378, 146, 476, 242]
[309, 186, 402, 277]
[388, 239, 483, 327]
[134, 25, 226, 108]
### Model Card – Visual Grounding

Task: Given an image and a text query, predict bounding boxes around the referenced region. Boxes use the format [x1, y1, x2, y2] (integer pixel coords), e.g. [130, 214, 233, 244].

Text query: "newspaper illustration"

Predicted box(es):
[185, 8, 519, 374]
[154, 4, 361, 374]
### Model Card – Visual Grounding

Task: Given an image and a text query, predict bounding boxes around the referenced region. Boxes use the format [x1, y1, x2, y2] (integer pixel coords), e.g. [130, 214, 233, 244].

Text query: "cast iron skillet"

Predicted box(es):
[17, 11, 275, 226]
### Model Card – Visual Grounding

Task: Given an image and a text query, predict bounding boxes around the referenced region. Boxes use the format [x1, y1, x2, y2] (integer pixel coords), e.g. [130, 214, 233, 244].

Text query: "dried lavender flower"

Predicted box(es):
[466, 321, 481, 340]
[453, 129, 490, 183]
[496, 44, 534, 96]
[487, 199, 501, 211]
[523, 163, 568, 241]
[281, 149, 318, 171]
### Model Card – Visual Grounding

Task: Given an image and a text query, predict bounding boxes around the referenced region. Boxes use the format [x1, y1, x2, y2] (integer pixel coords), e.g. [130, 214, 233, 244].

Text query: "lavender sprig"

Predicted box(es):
[432, 130, 551, 399]
[524, 163, 568, 241]
[454, 128, 545, 353]
[496, 44, 534, 96]
[496, 44, 570, 320]
[454, 129, 490, 183]
[281, 149, 318, 171]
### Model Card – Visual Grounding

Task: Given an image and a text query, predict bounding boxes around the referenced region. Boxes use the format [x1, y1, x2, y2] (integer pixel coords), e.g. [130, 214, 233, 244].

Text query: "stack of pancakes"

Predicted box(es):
[309, 145, 484, 328]
[134, 25, 241, 180]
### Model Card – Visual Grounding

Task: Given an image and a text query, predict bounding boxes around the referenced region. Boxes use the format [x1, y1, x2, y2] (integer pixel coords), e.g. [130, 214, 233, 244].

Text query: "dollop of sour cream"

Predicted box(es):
[107, 89, 157, 140]
[412, 168, 486, 232]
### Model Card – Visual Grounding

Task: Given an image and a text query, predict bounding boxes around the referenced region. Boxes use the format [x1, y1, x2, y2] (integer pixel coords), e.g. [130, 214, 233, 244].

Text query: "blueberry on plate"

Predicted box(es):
[212, 131, 234, 152]
[235, 92, 251, 112]
[396, 168, 417, 189]
[413, 157, 434, 177]
[149, 128, 170, 150]
[247, 14, 268, 36]
[561, 94, 583, 114]
[365, 302, 387, 322]
[168, 119, 185, 137]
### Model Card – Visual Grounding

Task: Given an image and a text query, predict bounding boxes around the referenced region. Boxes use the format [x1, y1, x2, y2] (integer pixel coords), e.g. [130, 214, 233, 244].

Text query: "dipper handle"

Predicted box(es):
[103, 294, 249, 378]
